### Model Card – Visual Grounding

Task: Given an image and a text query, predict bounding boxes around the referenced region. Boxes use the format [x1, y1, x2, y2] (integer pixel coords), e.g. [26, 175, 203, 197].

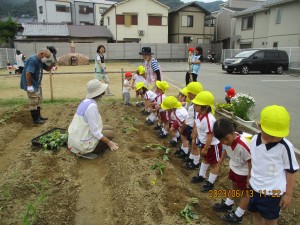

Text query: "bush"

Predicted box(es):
[231, 93, 255, 121]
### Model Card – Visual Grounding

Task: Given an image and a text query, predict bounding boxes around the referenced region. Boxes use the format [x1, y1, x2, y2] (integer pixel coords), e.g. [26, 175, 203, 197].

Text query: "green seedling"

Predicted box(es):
[39, 130, 68, 150]
[147, 144, 170, 154]
[150, 162, 165, 176]
[180, 198, 199, 224]
[0, 107, 21, 124]
[22, 181, 48, 225]
[162, 155, 169, 161]
[121, 115, 138, 126]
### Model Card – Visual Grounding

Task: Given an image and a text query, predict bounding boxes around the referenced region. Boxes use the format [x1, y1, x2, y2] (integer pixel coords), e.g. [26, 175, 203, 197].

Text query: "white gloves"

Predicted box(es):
[107, 141, 119, 151]
[27, 86, 34, 92]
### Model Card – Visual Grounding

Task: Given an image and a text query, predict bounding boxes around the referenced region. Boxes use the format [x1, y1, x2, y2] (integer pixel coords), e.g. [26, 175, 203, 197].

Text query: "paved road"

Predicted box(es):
[131, 61, 300, 149]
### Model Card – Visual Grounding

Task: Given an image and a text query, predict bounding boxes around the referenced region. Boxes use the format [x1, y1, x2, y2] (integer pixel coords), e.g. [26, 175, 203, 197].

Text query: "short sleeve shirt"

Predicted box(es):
[133, 73, 146, 84]
[223, 133, 251, 176]
[144, 90, 157, 101]
[195, 112, 219, 145]
[186, 103, 196, 127]
[249, 133, 299, 195]
[168, 107, 188, 124]
[20, 55, 48, 91]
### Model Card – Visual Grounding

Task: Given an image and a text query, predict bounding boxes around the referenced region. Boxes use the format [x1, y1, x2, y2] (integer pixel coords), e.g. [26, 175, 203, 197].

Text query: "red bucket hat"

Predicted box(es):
[125, 71, 132, 77]
[227, 88, 236, 98]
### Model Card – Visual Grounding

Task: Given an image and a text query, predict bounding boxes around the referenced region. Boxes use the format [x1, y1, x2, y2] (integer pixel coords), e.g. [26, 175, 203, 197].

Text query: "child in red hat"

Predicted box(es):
[123, 71, 132, 106]
[225, 87, 236, 103]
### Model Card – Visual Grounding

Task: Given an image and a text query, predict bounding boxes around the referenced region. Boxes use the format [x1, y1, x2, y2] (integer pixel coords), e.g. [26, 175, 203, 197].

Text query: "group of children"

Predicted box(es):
[122, 70, 299, 224]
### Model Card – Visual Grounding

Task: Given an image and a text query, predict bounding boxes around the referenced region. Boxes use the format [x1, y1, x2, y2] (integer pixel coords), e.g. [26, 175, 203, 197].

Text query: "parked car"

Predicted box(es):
[222, 49, 289, 75]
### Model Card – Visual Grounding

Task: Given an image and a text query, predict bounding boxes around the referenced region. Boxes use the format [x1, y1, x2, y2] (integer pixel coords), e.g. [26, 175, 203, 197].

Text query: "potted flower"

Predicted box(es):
[231, 93, 255, 123]
[216, 102, 234, 116]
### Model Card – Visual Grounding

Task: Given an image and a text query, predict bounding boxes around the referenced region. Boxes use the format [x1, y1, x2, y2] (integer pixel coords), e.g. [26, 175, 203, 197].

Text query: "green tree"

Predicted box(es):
[0, 18, 18, 44]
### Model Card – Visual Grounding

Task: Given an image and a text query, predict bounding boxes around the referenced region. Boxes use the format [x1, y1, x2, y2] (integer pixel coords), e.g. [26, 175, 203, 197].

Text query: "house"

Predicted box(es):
[94, 0, 116, 25]
[36, 0, 115, 25]
[102, 0, 169, 43]
[233, 0, 300, 49]
[37, 0, 72, 24]
[168, 1, 213, 44]
[215, 0, 265, 49]
[14, 23, 112, 58]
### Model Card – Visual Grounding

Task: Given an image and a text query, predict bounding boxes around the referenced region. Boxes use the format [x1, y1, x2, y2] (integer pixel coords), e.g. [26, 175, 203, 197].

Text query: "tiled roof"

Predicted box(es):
[233, 0, 296, 17]
[22, 23, 112, 38]
[225, 7, 246, 12]
[23, 24, 69, 36]
[68, 25, 112, 38]
[233, 1, 266, 17]
[169, 1, 210, 15]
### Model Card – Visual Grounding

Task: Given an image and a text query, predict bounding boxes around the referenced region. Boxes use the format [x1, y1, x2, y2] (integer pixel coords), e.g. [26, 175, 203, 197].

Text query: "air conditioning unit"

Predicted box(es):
[138, 30, 144, 36]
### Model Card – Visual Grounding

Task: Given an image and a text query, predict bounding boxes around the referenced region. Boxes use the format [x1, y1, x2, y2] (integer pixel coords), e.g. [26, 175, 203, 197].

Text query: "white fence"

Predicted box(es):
[221, 47, 300, 69]
[1, 43, 223, 68]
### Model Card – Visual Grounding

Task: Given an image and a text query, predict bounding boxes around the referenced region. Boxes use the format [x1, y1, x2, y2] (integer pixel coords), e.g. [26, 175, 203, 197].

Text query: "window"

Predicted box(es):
[56, 5, 70, 12]
[99, 7, 107, 14]
[183, 36, 192, 43]
[116, 15, 138, 25]
[275, 8, 281, 24]
[242, 16, 253, 30]
[273, 42, 278, 49]
[148, 16, 162, 26]
[107, 17, 110, 25]
[79, 5, 92, 14]
[182, 15, 194, 27]
[39, 6, 43, 14]
[265, 51, 279, 60]
[253, 51, 264, 59]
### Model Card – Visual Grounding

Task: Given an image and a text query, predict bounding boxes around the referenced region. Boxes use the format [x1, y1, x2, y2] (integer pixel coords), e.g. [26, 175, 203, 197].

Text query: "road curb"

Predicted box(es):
[216, 110, 300, 156]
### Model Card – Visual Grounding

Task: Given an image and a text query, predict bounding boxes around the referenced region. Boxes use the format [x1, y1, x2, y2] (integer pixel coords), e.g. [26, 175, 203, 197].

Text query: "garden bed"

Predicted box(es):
[0, 102, 299, 225]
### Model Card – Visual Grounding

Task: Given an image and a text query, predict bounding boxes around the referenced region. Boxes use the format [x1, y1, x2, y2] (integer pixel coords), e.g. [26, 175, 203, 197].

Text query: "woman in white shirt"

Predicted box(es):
[68, 79, 119, 159]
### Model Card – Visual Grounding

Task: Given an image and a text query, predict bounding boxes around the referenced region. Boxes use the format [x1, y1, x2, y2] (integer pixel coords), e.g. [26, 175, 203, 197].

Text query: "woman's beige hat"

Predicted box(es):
[86, 79, 108, 99]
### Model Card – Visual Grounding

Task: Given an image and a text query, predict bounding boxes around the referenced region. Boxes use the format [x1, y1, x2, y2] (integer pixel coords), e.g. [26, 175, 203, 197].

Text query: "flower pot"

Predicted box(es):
[221, 108, 233, 116]
[234, 116, 255, 127]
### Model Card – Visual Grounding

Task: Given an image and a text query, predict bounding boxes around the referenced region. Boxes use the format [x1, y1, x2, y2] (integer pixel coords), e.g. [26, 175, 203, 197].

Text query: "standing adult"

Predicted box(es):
[139, 47, 162, 90]
[68, 79, 119, 159]
[15, 50, 25, 74]
[185, 46, 203, 86]
[94, 45, 113, 96]
[20, 48, 55, 124]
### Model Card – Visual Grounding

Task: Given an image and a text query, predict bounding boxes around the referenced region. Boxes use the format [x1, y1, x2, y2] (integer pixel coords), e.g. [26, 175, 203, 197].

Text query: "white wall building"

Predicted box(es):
[102, 0, 169, 43]
[36, 0, 115, 25]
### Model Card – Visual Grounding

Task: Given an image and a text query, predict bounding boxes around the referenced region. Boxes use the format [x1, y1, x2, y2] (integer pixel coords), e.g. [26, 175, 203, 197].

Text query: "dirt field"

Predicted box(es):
[0, 63, 299, 225]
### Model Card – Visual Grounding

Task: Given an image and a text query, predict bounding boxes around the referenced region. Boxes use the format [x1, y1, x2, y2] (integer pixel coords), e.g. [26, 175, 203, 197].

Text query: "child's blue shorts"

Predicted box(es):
[248, 189, 281, 220]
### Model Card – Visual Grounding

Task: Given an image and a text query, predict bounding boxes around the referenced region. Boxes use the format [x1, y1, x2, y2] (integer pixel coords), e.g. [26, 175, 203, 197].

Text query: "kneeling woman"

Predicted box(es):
[68, 79, 119, 159]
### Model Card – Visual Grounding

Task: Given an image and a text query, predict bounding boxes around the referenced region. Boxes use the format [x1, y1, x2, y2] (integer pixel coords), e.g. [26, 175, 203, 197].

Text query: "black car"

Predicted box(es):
[222, 49, 289, 75]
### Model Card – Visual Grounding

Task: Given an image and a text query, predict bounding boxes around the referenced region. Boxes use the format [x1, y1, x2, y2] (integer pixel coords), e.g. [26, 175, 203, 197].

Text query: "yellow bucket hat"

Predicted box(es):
[260, 105, 290, 137]
[156, 81, 169, 93]
[161, 96, 182, 110]
[136, 82, 146, 91]
[137, 66, 145, 74]
[186, 82, 204, 95]
[192, 91, 215, 114]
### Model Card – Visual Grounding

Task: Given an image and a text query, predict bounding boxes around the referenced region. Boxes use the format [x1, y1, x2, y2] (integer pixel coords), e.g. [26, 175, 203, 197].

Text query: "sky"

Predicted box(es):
[181, 0, 225, 3]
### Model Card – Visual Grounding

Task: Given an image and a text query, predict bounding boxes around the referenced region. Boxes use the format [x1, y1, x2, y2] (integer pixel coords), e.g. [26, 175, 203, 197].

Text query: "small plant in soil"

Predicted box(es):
[121, 116, 138, 133]
[147, 144, 170, 161]
[150, 162, 165, 176]
[180, 198, 199, 224]
[39, 130, 68, 150]
[22, 182, 48, 225]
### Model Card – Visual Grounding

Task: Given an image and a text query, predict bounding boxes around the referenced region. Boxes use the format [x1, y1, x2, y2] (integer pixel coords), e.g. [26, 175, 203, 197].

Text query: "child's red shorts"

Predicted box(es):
[159, 111, 167, 123]
[202, 142, 222, 164]
[228, 169, 248, 190]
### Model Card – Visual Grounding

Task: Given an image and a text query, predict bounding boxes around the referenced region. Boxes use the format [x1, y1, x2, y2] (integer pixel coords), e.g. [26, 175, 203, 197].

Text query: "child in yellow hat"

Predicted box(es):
[247, 105, 299, 225]
[132, 65, 146, 107]
[148, 81, 170, 128]
[175, 82, 204, 169]
[189, 91, 222, 193]
[160, 96, 188, 147]
[135, 82, 156, 116]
